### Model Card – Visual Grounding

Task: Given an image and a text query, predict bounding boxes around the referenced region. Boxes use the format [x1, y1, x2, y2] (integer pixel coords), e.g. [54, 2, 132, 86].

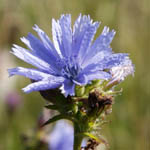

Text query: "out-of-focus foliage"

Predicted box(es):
[0, 0, 149, 150]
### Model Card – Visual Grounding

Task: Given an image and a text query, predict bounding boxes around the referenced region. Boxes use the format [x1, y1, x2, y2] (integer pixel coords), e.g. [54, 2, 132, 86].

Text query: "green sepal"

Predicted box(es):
[75, 85, 85, 97]
[84, 80, 102, 95]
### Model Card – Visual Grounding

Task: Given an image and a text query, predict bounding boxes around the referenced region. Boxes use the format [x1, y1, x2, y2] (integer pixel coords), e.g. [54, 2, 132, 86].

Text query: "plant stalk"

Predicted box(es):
[73, 123, 84, 150]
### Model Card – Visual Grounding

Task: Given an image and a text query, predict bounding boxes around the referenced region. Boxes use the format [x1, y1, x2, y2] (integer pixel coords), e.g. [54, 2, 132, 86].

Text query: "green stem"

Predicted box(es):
[73, 123, 84, 150]
[73, 134, 83, 150]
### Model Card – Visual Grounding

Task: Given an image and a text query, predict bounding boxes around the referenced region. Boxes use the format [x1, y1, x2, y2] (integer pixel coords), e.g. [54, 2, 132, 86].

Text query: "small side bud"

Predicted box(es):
[75, 85, 85, 97]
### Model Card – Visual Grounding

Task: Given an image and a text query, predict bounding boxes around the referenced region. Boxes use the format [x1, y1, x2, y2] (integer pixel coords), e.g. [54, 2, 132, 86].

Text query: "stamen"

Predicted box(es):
[61, 56, 81, 80]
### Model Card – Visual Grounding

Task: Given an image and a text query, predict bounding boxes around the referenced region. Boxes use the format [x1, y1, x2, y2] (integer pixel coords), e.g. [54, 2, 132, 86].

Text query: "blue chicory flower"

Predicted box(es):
[48, 120, 87, 150]
[8, 14, 133, 97]
[48, 120, 74, 150]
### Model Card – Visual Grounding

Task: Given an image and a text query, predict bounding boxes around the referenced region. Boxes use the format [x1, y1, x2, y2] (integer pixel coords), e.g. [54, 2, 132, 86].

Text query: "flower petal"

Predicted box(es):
[52, 18, 64, 57]
[83, 53, 129, 73]
[82, 49, 112, 68]
[11, 45, 54, 74]
[72, 15, 93, 57]
[100, 53, 129, 69]
[21, 33, 61, 73]
[78, 21, 100, 62]
[23, 77, 64, 93]
[8, 67, 52, 81]
[73, 73, 87, 85]
[91, 26, 115, 53]
[33, 24, 61, 58]
[81, 27, 115, 65]
[63, 79, 75, 97]
[84, 71, 111, 82]
[59, 14, 72, 57]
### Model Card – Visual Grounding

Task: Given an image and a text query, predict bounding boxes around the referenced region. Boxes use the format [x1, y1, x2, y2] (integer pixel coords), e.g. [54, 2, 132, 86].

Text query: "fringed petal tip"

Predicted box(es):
[60, 81, 75, 97]
[22, 87, 31, 93]
[32, 24, 39, 31]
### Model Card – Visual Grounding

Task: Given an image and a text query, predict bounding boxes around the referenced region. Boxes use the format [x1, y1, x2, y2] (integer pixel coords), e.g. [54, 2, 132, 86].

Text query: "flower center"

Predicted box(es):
[61, 56, 81, 80]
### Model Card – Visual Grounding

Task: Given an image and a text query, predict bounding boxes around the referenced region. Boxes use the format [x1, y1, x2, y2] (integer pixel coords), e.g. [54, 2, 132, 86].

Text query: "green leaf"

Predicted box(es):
[83, 132, 108, 146]
[44, 104, 58, 110]
[42, 114, 74, 127]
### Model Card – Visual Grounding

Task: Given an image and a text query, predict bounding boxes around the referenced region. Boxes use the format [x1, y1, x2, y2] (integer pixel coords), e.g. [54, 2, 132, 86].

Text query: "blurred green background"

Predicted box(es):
[0, 0, 149, 150]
